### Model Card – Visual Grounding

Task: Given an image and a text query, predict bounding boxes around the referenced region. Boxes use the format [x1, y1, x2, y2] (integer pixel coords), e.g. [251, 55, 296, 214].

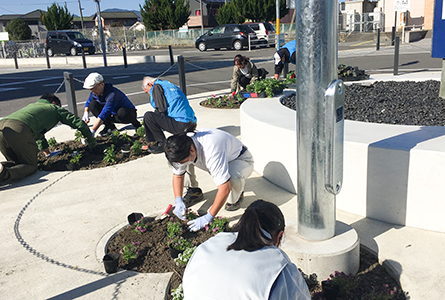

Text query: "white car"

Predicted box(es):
[245, 22, 276, 47]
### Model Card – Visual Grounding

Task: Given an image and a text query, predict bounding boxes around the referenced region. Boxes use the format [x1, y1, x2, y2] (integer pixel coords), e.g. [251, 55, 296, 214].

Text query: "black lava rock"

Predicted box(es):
[280, 80, 445, 126]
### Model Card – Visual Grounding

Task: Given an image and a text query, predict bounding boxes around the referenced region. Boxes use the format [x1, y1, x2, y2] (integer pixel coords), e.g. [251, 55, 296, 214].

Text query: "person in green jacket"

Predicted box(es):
[0, 93, 96, 184]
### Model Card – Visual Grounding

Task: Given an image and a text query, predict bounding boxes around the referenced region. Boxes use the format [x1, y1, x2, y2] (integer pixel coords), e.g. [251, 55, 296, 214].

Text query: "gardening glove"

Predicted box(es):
[90, 129, 96, 137]
[231, 91, 236, 97]
[174, 196, 186, 220]
[82, 111, 90, 123]
[187, 212, 214, 232]
[45, 150, 62, 158]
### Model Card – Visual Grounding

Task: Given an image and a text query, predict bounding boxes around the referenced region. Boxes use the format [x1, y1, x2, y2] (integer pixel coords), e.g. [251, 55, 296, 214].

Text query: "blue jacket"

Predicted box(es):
[150, 79, 197, 124]
[85, 83, 135, 121]
[282, 40, 296, 64]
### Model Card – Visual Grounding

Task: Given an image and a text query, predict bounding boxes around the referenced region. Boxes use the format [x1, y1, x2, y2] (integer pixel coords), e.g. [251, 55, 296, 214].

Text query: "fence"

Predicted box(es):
[339, 12, 384, 32]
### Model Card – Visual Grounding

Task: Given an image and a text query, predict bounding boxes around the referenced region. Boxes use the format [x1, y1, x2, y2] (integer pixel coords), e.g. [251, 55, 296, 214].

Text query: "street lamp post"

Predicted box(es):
[93, 0, 107, 67]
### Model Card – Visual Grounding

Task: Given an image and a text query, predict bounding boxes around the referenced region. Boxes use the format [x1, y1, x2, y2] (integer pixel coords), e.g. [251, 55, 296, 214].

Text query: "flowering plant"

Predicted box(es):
[119, 241, 140, 262]
[169, 236, 192, 251]
[204, 216, 229, 235]
[174, 246, 197, 268]
[167, 218, 182, 238]
[171, 283, 183, 300]
[185, 209, 198, 221]
[132, 217, 148, 234]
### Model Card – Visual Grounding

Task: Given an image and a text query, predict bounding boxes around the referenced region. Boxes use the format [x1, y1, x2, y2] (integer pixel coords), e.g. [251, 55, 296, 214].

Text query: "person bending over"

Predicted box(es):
[231, 54, 268, 93]
[274, 40, 296, 80]
[82, 72, 141, 137]
[183, 199, 311, 300]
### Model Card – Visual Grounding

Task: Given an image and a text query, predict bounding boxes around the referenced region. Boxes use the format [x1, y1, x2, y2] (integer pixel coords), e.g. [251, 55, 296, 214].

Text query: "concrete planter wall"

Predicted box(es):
[240, 91, 445, 233]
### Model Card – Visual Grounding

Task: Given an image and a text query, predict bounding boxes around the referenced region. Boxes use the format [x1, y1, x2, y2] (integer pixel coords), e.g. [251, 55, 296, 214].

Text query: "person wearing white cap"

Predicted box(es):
[274, 40, 296, 80]
[82, 72, 141, 136]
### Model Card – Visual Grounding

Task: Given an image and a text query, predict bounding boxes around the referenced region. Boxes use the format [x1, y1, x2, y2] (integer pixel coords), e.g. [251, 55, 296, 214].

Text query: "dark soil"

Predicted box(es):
[281, 80, 444, 126]
[199, 95, 245, 109]
[107, 216, 407, 300]
[37, 134, 150, 171]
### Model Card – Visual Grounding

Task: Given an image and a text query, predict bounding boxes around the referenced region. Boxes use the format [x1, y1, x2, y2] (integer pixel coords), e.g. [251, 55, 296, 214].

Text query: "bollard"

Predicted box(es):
[81, 48, 87, 69]
[64, 72, 78, 116]
[376, 28, 380, 51]
[169, 45, 174, 66]
[391, 26, 396, 46]
[13, 52, 18, 69]
[45, 47, 51, 69]
[178, 55, 186, 96]
[393, 36, 400, 75]
[123, 46, 128, 68]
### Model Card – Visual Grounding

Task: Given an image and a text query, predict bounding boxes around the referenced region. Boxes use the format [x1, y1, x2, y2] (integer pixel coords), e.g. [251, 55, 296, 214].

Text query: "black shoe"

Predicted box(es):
[225, 192, 244, 211]
[147, 141, 165, 154]
[183, 187, 204, 207]
[99, 124, 117, 137]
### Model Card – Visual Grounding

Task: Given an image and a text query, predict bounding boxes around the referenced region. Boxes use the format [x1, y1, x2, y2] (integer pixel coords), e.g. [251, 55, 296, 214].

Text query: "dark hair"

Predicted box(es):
[41, 93, 61, 107]
[227, 200, 285, 252]
[234, 54, 249, 66]
[164, 122, 197, 163]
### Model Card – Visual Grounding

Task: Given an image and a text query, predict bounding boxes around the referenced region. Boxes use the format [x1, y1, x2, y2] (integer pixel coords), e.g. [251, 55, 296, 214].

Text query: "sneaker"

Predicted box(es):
[183, 187, 204, 207]
[99, 124, 117, 137]
[147, 141, 165, 154]
[225, 192, 244, 211]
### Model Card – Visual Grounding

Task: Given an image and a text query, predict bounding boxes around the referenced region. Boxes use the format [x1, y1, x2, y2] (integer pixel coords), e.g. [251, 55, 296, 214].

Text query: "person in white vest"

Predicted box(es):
[164, 126, 254, 231]
[182, 199, 311, 300]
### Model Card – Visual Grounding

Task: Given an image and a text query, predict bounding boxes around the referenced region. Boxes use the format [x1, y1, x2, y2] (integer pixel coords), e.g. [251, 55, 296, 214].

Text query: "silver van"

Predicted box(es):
[245, 22, 276, 47]
[45, 31, 95, 56]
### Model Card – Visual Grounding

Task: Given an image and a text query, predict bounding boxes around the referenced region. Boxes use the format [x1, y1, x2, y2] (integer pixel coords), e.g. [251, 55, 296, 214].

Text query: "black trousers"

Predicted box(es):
[89, 100, 140, 128]
[143, 111, 191, 143]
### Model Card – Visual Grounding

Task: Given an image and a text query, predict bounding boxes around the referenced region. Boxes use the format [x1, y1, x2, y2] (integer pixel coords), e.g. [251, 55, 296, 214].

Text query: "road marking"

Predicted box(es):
[350, 40, 375, 47]
[0, 76, 61, 87]
[0, 87, 24, 92]
[43, 83, 64, 87]
[112, 76, 130, 79]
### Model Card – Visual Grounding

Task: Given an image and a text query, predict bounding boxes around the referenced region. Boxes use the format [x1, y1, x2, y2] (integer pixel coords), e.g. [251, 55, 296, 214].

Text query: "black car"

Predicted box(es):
[195, 24, 259, 51]
[45, 30, 95, 56]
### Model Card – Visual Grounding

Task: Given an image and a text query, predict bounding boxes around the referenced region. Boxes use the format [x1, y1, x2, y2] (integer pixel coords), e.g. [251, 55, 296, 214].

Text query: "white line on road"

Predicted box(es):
[112, 76, 130, 79]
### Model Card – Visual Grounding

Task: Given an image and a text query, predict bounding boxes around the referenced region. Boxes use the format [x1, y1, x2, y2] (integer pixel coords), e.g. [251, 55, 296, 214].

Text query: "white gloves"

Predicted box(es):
[174, 196, 186, 220]
[82, 111, 90, 123]
[188, 212, 214, 232]
[45, 150, 62, 158]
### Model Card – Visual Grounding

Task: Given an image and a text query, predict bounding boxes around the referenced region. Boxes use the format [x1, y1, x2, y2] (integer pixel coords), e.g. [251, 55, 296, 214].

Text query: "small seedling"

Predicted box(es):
[74, 130, 84, 142]
[131, 140, 142, 155]
[121, 132, 131, 142]
[104, 144, 117, 163]
[110, 130, 120, 144]
[132, 217, 148, 234]
[167, 219, 182, 238]
[135, 126, 145, 138]
[70, 153, 82, 165]
[48, 137, 57, 147]
[174, 246, 197, 268]
[228, 101, 234, 108]
[119, 241, 140, 263]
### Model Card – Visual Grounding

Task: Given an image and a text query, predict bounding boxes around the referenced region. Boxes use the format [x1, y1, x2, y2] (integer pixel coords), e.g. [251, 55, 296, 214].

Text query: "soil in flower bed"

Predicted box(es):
[281, 80, 445, 126]
[199, 95, 245, 109]
[37, 134, 150, 171]
[107, 215, 407, 300]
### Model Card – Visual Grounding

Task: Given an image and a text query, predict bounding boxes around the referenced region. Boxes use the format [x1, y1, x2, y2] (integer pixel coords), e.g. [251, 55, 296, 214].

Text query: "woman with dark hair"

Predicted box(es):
[183, 200, 311, 300]
[230, 55, 268, 93]
[165, 126, 254, 231]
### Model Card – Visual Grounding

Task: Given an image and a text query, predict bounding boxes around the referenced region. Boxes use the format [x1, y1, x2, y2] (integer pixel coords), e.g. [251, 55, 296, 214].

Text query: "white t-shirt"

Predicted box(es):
[172, 128, 243, 186]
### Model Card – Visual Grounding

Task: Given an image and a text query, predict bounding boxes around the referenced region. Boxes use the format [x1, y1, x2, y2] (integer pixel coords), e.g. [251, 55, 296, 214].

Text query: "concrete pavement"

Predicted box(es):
[1, 73, 445, 299]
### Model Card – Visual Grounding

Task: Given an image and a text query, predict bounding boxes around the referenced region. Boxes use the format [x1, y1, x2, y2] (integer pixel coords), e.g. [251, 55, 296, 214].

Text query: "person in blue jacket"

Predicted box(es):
[82, 72, 141, 136]
[274, 40, 296, 79]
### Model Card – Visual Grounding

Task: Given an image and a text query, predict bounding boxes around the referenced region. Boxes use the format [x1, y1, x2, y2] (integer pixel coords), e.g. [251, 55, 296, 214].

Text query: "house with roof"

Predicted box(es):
[0, 9, 46, 40]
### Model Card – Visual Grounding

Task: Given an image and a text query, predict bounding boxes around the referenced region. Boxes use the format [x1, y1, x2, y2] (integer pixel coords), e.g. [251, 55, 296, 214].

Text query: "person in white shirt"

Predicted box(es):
[183, 199, 311, 300]
[164, 125, 254, 231]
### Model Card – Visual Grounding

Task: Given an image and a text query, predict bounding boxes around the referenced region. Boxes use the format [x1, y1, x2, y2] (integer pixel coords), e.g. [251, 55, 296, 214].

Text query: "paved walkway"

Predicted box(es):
[1, 73, 445, 299]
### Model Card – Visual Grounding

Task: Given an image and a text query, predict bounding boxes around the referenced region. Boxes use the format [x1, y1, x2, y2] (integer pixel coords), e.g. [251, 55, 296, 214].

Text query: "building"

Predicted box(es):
[0, 9, 46, 41]
[377, 0, 434, 32]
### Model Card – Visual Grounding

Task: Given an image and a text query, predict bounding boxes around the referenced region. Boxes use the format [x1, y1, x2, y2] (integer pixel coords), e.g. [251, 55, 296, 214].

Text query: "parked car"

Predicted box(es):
[45, 30, 95, 56]
[245, 22, 276, 47]
[195, 24, 260, 51]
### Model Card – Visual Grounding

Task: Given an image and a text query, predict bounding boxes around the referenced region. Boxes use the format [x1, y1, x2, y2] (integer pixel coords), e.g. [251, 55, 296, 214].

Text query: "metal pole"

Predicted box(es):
[296, 0, 344, 241]
[276, 0, 280, 49]
[169, 45, 174, 66]
[200, 0, 204, 36]
[81, 48, 87, 68]
[45, 46, 51, 69]
[376, 28, 380, 51]
[394, 36, 400, 75]
[64, 72, 78, 116]
[178, 55, 186, 95]
[78, 0, 84, 30]
[94, 0, 107, 67]
[123, 46, 128, 68]
[13, 51, 18, 69]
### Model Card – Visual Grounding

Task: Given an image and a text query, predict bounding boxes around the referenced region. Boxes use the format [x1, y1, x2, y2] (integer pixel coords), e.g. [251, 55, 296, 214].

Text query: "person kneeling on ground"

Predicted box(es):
[0, 93, 95, 184]
[142, 76, 202, 205]
[274, 40, 296, 80]
[183, 199, 311, 300]
[231, 54, 268, 93]
[82, 72, 141, 137]
[164, 125, 254, 231]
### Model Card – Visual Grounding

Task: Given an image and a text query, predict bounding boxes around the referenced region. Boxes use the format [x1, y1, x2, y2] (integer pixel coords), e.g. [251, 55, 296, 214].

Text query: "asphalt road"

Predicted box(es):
[0, 41, 442, 118]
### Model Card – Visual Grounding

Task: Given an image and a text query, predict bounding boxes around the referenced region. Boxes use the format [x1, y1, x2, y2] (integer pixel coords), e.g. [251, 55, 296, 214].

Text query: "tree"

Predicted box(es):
[140, 0, 190, 30]
[41, 3, 73, 30]
[5, 18, 32, 41]
[216, 1, 245, 25]
[244, 0, 289, 22]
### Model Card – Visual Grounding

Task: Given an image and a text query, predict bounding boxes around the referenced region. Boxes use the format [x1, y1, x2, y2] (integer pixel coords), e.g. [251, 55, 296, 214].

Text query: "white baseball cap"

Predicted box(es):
[83, 72, 104, 89]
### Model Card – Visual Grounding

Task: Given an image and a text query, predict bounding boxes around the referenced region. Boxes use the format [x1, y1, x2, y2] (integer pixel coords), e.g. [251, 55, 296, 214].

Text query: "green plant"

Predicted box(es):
[48, 137, 58, 147]
[171, 283, 183, 300]
[328, 271, 359, 297]
[131, 140, 142, 155]
[215, 98, 223, 107]
[62, 145, 72, 154]
[74, 130, 84, 142]
[168, 236, 192, 251]
[246, 78, 288, 97]
[103, 144, 117, 163]
[174, 246, 197, 268]
[132, 217, 148, 234]
[121, 132, 131, 142]
[136, 126, 145, 138]
[119, 241, 140, 262]
[167, 218, 182, 238]
[228, 101, 234, 108]
[110, 130, 120, 144]
[205, 216, 229, 235]
[70, 153, 82, 165]
[185, 209, 198, 220]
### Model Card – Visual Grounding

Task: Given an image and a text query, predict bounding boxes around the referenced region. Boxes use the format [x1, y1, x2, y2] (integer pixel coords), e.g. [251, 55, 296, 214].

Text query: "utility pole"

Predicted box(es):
[200, 0, 204, 35]
[78, 0, 84, 31]
[94, 0, 107, 67]
[276, 0, 280, 49]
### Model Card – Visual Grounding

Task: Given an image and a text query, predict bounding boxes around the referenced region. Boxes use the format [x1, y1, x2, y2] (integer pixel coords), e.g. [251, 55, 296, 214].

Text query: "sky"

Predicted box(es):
[0, 0, 143, 17]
